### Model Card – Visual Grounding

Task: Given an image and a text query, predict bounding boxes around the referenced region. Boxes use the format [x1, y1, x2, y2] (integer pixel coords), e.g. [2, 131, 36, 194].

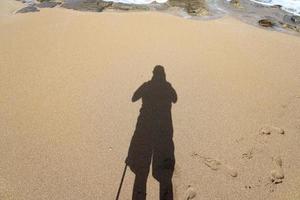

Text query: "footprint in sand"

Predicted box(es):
[203, 158, 221, 170]
[242, 148, 255, 159]
[270, 156, 284, 184]
[259, 126, 285, 135]
[184, 185, 196, 200]
[241, 147, 264, 160]
[192, 153, 238, 178]
[203, 158, 238, 177]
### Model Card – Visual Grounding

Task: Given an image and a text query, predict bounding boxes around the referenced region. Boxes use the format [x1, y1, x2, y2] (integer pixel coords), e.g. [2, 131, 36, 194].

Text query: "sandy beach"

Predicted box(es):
[0, 0, 23, 17]
[0, 2, 300, 199]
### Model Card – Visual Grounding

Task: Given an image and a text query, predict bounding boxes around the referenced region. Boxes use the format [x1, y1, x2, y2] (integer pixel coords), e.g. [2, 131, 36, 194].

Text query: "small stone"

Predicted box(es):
[258, 19, 274, 28]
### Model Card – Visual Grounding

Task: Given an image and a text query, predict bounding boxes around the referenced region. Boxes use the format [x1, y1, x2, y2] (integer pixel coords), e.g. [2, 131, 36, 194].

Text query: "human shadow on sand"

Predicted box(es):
[126, 65, 177, 200]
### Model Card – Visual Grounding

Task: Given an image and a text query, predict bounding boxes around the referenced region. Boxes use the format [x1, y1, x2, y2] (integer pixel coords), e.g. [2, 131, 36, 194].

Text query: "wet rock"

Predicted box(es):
[187, 0, 208, 16]
[269, 4, 282, 9]
[168, 0, 185, 8]
[258, 19, 274, 27]
[96, 1, 113, 11]
[63, 0, 113, 12]
[17, 6, 39, 13]
[79, 0, 109, 12]
[37, 2, 61, 8]
[279, 22, 300, 32]
[229, 0, 242, 8]
[168, 0, 208, 16]
[111, 3, 149, 11]
[291, 16, 300, 24]
[283, 15, 300, 25]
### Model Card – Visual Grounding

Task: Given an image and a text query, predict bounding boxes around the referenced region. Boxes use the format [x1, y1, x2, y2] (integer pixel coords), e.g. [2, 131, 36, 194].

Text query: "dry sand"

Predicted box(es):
[0, 3, 300, 200]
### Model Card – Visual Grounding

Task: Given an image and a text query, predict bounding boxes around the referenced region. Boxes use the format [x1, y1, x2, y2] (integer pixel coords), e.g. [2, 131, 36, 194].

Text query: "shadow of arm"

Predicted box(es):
[170, 84, 177, 103]
[132, 83, 146, 102]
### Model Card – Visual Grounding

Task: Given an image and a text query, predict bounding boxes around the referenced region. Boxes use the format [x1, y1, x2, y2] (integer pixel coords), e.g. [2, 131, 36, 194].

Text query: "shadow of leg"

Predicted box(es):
[132, 172, 148, 200]
[159, 178, 173, 200]
[153, 138, 175, 200]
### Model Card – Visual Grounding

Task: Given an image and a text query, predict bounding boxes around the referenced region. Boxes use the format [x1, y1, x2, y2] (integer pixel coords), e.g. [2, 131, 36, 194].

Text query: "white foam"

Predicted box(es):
[103, 0, 167, 4]
[24, 0, 35, 5]
[249, 0, 300, 16]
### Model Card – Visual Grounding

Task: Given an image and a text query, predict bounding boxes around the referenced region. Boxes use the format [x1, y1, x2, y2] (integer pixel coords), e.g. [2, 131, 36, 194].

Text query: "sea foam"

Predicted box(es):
[103, 0, 167, 4]
[248, 0, 300, 16]
[103, 0, 300, 16]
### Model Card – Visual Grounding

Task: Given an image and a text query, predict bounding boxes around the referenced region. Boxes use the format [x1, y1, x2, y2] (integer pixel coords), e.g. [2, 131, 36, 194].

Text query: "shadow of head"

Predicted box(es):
[152, 65, 166, 82]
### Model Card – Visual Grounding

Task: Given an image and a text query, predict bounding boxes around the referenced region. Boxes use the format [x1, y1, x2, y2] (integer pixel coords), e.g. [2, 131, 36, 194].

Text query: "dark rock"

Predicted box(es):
[111, 3, 149, 11]
[168, 0, 208, 16]
[17, 6, 40, 13]
[111, 3, 132, 11]
[258, 19, 274, 27]
[63, 0, 150, 12]
[36, 2, 60, 8]
[97, 1, 113, 11]
[269, 5, 281, 9]
[62, 0, 114, 12]
[283, 15, 300, 25]
[291, 16, 300, 24]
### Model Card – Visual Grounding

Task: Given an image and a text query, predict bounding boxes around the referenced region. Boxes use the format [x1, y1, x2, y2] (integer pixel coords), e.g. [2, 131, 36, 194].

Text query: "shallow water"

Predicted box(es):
[102, 0, 168, 4]
[16, 0, 300, 35]
[64, 0, 300, 16]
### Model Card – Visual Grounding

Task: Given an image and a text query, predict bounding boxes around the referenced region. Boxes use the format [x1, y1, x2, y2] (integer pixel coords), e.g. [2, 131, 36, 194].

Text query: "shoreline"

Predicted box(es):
[6, 0, 300, 36]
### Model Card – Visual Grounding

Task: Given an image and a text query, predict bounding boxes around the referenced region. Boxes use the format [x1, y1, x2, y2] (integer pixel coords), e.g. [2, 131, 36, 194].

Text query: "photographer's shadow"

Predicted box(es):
[126, 65, 177, 200]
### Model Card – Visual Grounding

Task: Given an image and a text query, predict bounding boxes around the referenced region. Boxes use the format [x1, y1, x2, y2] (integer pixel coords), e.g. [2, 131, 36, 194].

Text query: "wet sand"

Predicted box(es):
[0, 0, 23, 16]
[0, 5, 300, 200]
